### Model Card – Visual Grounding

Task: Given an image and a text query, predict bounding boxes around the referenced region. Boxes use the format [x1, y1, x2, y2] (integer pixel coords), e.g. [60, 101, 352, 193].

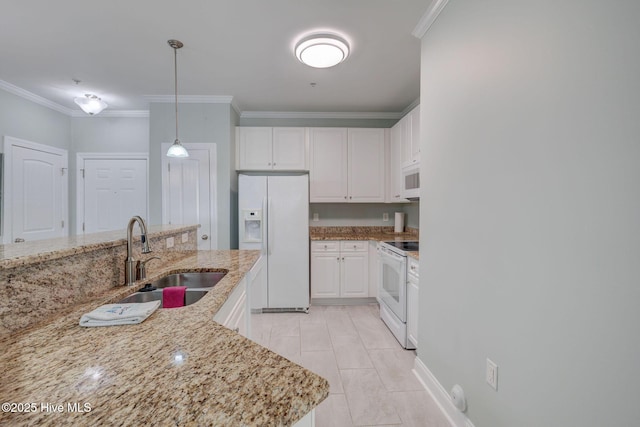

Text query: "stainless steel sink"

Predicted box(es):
[150, 271, 227, 289]
[119, 289, 208, 306]
[117, 271, 227, 307]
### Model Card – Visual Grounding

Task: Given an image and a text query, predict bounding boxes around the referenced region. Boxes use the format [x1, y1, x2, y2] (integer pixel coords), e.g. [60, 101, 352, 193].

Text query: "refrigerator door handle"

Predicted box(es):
[261, 196, 268, 255]
[268, 197, 273, 255]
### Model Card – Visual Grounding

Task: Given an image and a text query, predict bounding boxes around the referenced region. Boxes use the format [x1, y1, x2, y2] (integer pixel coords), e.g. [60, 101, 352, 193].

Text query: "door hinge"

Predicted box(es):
[82, 222, 85, 232]
[80, 168, 85, 178]
[168, 163, 171, 173]
[61, 220, 64, 228]
[61, 167, 67, 176]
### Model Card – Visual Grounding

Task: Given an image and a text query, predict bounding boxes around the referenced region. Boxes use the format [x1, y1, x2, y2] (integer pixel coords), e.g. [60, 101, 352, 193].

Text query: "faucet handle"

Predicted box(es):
[136, 256, 161, 281]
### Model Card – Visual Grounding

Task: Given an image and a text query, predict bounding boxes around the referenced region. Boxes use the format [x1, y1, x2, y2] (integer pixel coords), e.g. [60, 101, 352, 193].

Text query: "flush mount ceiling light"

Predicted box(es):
[166, 39, 189, 158]
[295, 34, 350, 68]
[74, 94, 108, 115]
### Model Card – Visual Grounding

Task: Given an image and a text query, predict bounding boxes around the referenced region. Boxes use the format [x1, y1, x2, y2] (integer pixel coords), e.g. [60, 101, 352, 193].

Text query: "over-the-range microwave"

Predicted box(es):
[401, 164, 420, 200]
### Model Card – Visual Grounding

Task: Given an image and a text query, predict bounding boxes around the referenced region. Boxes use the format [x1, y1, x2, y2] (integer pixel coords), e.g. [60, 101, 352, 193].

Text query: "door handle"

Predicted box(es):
[14, 238, 25, 243]
[201, 234, 209, 240]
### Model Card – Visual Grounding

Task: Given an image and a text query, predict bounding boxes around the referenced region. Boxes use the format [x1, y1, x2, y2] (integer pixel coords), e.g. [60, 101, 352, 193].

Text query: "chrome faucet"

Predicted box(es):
[125, 216, 152, 286]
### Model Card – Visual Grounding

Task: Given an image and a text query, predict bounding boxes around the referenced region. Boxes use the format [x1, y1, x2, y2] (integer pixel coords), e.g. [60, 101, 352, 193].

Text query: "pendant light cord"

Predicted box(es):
[174, 45, 179, 143]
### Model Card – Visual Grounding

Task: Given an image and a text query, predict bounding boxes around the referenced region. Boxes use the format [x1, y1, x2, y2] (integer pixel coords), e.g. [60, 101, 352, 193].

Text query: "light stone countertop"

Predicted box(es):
[0, 250, 329, 426]
[0, 224, 193, 269]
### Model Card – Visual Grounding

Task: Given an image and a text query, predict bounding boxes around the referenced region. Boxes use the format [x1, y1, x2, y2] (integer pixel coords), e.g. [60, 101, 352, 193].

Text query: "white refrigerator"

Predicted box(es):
[238, 174, 309, 311]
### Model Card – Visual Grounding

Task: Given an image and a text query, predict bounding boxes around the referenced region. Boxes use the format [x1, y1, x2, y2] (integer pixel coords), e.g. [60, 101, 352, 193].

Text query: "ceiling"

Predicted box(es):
[0, 0, 429, 115]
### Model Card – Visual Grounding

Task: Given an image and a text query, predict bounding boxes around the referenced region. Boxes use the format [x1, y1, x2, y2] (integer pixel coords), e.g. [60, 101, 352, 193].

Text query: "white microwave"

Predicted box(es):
[401, 164, 420, 200]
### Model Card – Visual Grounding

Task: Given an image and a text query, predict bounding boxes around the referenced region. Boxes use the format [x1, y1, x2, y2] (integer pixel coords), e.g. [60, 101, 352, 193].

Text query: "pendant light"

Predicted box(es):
[166, 39, 189, 158]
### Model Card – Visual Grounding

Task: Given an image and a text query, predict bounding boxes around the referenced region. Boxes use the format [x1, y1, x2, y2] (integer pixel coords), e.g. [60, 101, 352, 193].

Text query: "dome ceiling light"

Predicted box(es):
[74, 93, 108, 115]
[295, 34, 350, 69]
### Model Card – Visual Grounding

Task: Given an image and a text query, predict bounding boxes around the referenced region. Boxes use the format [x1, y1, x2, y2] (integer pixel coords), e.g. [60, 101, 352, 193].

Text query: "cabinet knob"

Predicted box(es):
[342, 257, 345, 261]
[324, 244, 328, 249]
[353, 245, 357, 249]
[349, 196, 352, 199]
[268, 162, 272, 165]
[337, 257, 340, 261]
[273, 162, 276, 166]
[344, 196, 347, 199]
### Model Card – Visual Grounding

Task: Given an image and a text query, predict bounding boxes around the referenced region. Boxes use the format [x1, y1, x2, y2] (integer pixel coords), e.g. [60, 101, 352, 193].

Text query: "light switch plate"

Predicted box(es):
[181, 232, 189, 243]
[166, 236, 175, 249]
[313, 213, 319, 222]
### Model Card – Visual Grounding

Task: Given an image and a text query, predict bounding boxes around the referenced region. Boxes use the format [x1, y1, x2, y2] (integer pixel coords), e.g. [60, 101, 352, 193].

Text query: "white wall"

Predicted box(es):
[418, 1, 640, 426]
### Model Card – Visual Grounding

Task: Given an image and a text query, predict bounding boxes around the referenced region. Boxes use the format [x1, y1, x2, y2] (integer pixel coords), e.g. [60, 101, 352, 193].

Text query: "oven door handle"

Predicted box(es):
[380, 247, 405, 262]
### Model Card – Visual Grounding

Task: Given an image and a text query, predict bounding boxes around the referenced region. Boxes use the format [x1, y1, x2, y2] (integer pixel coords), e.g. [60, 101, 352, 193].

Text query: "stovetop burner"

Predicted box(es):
[383, 241, 419, 252]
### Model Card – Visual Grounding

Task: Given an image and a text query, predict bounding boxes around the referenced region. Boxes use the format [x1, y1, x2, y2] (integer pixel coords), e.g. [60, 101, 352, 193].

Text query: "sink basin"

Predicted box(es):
[117, 271, 226, 307]
[119, 289, 209, 307]
[150, 271, 227, 289]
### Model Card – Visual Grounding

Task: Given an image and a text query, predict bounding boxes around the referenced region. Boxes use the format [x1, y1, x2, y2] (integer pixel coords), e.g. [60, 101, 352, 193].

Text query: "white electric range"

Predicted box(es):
[378, 240, 418, 349]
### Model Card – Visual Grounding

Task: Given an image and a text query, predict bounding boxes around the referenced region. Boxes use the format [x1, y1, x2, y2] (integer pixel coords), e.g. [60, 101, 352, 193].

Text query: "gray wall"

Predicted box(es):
[310, 202, 418, 228]
[149, 102, 233, 249]
[418, 1, 640, 426]
[229, 106, 239, 249]
[0, 89, 70, 151]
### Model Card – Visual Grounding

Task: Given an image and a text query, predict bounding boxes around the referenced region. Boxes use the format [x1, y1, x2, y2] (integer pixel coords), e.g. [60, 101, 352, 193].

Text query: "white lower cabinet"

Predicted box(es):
[406, 256, 419, 349]
[311, 241, 369, 298]
[214, 277, 249, 338]
[368, 241, 380, 298]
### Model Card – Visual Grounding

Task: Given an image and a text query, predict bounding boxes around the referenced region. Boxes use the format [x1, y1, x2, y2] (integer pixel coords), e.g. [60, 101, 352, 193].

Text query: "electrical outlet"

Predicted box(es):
[313, 213, 319, 222]
[383, 212, 389, 221]
[181, 232, 189, 243]
[166, 236, 175, 249]
[486, 358, 498, 390]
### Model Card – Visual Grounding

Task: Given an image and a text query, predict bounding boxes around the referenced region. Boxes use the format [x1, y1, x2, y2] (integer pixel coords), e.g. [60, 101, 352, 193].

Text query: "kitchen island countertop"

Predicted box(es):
[0, 250, 328, 426]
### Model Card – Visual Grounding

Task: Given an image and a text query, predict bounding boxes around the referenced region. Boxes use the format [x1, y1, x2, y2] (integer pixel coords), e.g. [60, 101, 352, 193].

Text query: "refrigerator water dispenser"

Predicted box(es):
[242, 209, 262, 242]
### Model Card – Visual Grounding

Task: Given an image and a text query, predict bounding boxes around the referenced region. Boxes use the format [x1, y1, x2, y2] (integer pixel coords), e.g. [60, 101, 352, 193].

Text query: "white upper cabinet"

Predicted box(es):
[272, 127, 308, 170]
[237, 127, 307, 171]
[401, 105, 421, 168]
[310, 128, 385, 203]
[309, 128, 349, 202]
[348, 129, 386, 202]
[389, 121, 409, 203]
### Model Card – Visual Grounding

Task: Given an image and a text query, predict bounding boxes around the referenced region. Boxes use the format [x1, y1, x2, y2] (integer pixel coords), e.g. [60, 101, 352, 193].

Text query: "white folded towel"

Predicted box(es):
[79, 301, 161, 327]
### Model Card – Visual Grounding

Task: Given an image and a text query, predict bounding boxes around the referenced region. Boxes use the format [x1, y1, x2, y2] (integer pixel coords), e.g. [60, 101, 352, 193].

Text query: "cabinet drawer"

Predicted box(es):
[340, 241, 367, 252]
[311, 241, 340, 252]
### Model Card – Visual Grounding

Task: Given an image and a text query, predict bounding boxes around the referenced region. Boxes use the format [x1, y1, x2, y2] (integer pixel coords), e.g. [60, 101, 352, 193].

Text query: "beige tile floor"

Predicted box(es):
[251, 304, 451, 427]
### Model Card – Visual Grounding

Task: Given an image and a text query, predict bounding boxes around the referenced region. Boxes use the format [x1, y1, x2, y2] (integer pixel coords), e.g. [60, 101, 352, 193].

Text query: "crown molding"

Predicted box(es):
[71, 110, 149, 118]
[412, 0, 450, 39]
[0, 79, 73, 115]
[401, 98, 420, 116]
[144, 95, 234, 104]
[240, 111, 404, 120]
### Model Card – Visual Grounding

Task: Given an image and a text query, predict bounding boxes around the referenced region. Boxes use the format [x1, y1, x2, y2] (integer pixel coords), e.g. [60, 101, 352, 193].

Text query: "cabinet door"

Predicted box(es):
[389, 122, 409, 202]
[341, 252, 369, 298]
[400, 114, 412, 167]
[348, 128, 386, 202]
[309, 128, 348, 202]
[409, 105, 420, 164]
[272, 127, 307, 170]
[407, 279, 419, 348]
[368, 241, 380, 298]
[238, 127, 273, 170]
[311, 252, 341, 298]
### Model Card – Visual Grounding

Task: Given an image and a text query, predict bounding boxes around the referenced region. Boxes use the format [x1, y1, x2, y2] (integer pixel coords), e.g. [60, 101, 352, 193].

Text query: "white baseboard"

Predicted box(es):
[413, 357, 476, 427]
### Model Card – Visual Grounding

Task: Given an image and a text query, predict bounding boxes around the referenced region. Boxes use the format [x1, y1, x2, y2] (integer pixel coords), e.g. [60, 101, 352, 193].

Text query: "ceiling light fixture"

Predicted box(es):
[295, 34, 350, 69]
[166, 39, 189, 158]
[74, 94, 108, 115]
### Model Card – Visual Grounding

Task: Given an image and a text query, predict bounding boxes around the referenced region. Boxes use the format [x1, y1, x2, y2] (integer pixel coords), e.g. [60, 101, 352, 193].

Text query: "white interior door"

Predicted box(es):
[82, 158, 148, 233]
[162, 144, 217, 250]
[3, 137, 68, 243]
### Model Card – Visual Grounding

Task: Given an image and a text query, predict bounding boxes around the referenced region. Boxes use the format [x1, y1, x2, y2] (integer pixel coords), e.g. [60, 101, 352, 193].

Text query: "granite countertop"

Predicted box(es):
[0, 250, 329, 426]
[0, 225, 193, 269]
[309, 226, 419, 243]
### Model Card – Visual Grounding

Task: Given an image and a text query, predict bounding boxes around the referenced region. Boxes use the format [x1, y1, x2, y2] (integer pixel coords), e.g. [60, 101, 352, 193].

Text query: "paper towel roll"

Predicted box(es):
[394, 212, 405, 233]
